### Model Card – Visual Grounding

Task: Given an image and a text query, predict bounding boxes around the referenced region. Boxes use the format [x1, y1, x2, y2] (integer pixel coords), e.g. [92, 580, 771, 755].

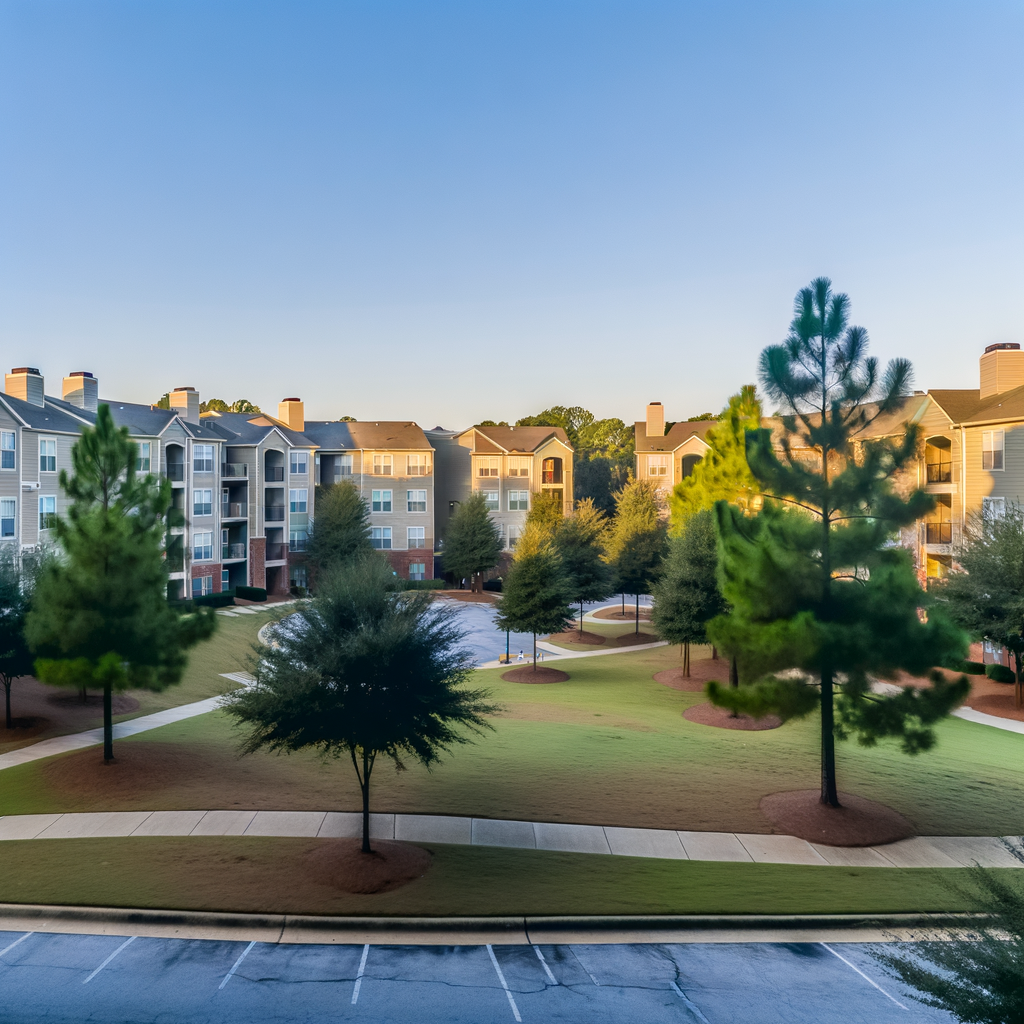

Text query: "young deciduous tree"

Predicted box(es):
[306, 480, 373, 584]
[0, 548, 45, 730]
[525, 490, 564, 539]
[554, 499, 616, 632]
[223, 556, 497, 853]
[606, 477, 668, 633]
[651, 509, 725, 675]
[940, 504, 1024, 708]
[441, 492, 502, 591]
[669, 385, 762, 531]
[707, 278, 969, 807]
[26, 404, 217, 762]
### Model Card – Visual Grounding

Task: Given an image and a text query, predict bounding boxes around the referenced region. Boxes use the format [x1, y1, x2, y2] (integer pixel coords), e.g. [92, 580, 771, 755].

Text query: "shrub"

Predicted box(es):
[193, 592, 235, 608]
[399, 579, 445, 591]
[985, 663, 1015, 684]
[483, 579, 503, 593]
[959, 660, 986, 676]
[236, 585, 267, 602]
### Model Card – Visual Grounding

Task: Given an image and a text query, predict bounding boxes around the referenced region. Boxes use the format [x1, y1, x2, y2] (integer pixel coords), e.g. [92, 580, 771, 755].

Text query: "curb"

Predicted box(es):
[0, 904, 982, 946]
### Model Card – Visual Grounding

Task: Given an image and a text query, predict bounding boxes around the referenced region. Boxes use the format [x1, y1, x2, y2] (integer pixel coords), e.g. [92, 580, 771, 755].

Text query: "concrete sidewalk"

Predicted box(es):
[1, 808, 1021, 869]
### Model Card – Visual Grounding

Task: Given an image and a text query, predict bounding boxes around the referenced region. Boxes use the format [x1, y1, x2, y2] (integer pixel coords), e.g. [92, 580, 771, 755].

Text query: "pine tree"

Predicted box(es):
[707, 278, 969, 807]
[669, 385, 762, 531]
[651, 509, 725, 675]
[306, 480, 373, 584]
[441, 492, 502, 591]
[223, 555, 497, 853]
[0, 548, 45, 730]
[554, 499, 616, 632]
[26, 404, 216, 762]
[525, 490, 564, 537]
[606, 477, 668, 633]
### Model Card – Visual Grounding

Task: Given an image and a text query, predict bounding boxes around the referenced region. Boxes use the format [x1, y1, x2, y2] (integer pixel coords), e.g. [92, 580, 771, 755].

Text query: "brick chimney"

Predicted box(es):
[62, 371, 98, 412]
[980, 343, 1024, 401]
[5, 367, 44, 407]
[645, 402, 665, 437]
[169, 387, 200, 424]
[278, 398, 304, 432]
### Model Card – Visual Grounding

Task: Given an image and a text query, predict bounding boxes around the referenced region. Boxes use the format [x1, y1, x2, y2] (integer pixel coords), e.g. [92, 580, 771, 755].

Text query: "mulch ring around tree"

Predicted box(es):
[760, 790, 915, 847]
[303, 839, 432, 894]
[611, 632, 659, 647]
[46, 691, 141, 714]
[501, 666, 571, 684]
[0, 716, 52, 742]
[547, 629, 605, 645]
[683, 702, 782, 731]
[655, 658, 730, 693]
[593, 606, 651, 621]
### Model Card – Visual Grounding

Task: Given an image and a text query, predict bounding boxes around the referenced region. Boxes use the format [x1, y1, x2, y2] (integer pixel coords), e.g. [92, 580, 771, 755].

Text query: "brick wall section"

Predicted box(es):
[191, 563, 223, 593]
[385, 550, 432, 579]
[249, 537, 266, 588]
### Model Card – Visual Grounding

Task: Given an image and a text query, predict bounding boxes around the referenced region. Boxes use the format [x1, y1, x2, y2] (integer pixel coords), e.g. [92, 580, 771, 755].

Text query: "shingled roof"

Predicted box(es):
[467, 425, 571, 452]
[634, 419, 718, 453]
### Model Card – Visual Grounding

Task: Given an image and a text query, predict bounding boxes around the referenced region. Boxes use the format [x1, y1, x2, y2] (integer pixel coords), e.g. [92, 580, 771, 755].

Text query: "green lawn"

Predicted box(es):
[0, 837, 1016, 917]
[1, 642, 1022, 838]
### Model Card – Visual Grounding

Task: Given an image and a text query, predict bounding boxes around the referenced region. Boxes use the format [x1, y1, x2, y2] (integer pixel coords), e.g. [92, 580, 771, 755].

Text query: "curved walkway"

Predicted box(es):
[0, 808, 1021, 869]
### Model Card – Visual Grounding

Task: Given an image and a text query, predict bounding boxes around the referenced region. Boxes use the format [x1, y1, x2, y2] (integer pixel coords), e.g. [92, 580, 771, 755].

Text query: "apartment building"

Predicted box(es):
[304, 420, 435, 581]
[633, 402, 718, 497]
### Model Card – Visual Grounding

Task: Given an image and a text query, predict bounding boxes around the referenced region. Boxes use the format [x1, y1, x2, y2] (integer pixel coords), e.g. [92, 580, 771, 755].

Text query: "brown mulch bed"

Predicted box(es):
[683, 702, 782, 731]
[654, 658, 729, 693]
[547, 630, 605, 645]
[501, 666, 571, 684]
[434, 590, 498, 604]
[893, 664, 1024, 722]
[593, 606, 651, 621]
[611, 632, 659, 647]
[303, 839, 431, 894]
[760, 790, 915, 847]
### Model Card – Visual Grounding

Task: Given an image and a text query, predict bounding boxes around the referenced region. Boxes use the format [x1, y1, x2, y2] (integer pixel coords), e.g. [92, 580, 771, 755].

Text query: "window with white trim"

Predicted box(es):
[407, 489, 427, 513]
[507, 457, 530, 477]
[371, 489, 392, 513]
[408, 526, 425, 549]
[289, 529, 308, 552]
[372, 454, 392, 475]
[508, 490, 529, 511]
[982, 430, 1005, 471]
[193, 531, 213, 560]
[0, 498, 14, 538]
[193, 444, 214, 473]
[221, 569, 230, 588]
[136, 442, 151, 473]
[38, 496, 55, 531]
[409, 562, 426, 580]
[507, 525, 521, 550]
[647, 454, 669, 477]
[371, 527, 392, 549]
[193, 489, 213, 516]
[289, 488, 308, 513]
[290, 451, 308, 475]
[483, 491, 499, 511]
[39, 439, 56, 473]
[337, 453, 353, 477]
[477, 457, 499, 477]
[192, 575, 213, 597]
[983, 496, 1007, 520]
[407, 454, 430, 476]
[1, 431, 15, 470]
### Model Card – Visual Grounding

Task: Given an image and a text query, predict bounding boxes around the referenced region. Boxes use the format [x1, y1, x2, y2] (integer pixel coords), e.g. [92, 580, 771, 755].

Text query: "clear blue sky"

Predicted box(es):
[1, 1, 1021, 427]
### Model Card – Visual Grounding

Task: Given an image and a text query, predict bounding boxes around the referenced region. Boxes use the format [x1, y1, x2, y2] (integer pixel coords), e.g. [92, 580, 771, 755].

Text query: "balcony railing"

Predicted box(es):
[222, 543, 246, 560]
[222, 502, 247, 518]
[265, 506, 285, 521]
[266, 543, 286, 561]
[927, 463, 952, 484]
[166, 507, 186, 529]
[221, 463, 248, 477]
[289, 538, 308, 553]
[166, 464, 184, 482]
[541, 471, 562, 484]
[265, 466, 285, 482]
[926, 523, 953, 545]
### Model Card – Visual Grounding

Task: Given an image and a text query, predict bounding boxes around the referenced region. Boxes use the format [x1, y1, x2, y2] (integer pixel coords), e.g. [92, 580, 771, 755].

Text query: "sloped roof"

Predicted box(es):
[0, 393, 97, 434]
[302, 420, 431, 451]
[929, 386, 1024, 426]
[200, 410, 316, 447]
[465, 425, 571, 453]
[634, 419, 719, 453]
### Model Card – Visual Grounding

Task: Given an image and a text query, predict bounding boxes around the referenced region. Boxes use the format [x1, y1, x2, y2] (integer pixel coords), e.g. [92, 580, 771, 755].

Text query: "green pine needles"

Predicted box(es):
[441, 492, 503, 591]
[707, 278, 969, 807]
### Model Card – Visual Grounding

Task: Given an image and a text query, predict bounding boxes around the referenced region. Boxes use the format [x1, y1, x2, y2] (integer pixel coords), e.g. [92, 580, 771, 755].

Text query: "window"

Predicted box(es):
[409, 563, 426, 581]
[477, 457, 499, 477]
[193, 531, 213, 560]
[647, 454, 669, 477]
[0, 498, 14, 538]
[407, 489, 427, 513]
[193, 489, 213, 516]
[983, 496, 1007, 520]
[1, 431, 15, 470]
[290, 565, 308, 589]
[372, 454, 392, 475]
[221, 569, 231, 588]
[983, 430, 1005, 471]
[507, 525, 521, 550]
[371, 527, 392, 549]
[371, 489, 392, 513]
[39, 439, 56, 473]
[289, 488, 308, 513]
[337, 454, 353, 477]
[136, 442, 151, 473]
[541, 457, 562, 484]
[193, 445, 214, 473]
[508, 490, 529, 511]
[408, 526, 425, 549]
[507, 457, 530, 477]
[407, 454, 430, 476]
[38, 496, 55, 531]
[483, 491, 499, 511]
[290, 452, 308, 475]
[289, 529, 308, 552]
[192, 575, 213, 597]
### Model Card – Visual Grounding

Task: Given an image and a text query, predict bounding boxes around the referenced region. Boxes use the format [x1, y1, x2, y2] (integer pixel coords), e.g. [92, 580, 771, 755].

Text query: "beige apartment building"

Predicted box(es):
[633, 402, 718, 497]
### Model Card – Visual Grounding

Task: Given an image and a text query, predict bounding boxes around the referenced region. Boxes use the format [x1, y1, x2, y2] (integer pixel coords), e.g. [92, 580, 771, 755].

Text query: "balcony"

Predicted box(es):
[222, 502, 248, 519]
[289, 538, 308, 553]
[927, 463, 952, 484]
[222, 463, 248, 478]
[265, 467, 285, 482]
[166, 464, 184, 482]
[266, 543, 286, 561]
[265, 506, 285, 521]
[166, 507, 186, 529]
[926, 523, 953, 545]
[222, 543, 247, 561]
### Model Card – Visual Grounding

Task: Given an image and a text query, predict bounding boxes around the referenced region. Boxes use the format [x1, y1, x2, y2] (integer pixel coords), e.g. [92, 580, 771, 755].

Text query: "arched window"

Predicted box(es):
[542, 457, 563, 485]
[682, 454, 703, 478]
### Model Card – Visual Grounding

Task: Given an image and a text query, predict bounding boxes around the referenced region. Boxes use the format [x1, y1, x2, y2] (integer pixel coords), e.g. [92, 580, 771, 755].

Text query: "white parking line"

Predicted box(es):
[219, 940, 257, 990]
[670, 980, 710, 1022]
[351, 944, 369, 1005]
[83, 936, 136, 984]
[820, 943, 909, 1010]
[533, 945, 557, 985]
[0, 932, 33, 958]
[486, 944, 522, 1022]
[571, 948, 600, 986]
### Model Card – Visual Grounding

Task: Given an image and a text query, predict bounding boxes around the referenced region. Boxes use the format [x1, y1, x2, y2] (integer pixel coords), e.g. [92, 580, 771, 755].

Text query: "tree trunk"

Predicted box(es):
[4, 678, 11, 730]
[533, 633, 537, 670]
[360, 750, 372, 854]
[580, 600, 584, 636]
[1015, 648, 1023, 710]
[683, 642, 690, 678]
[820, 664, 840, 806]
[728, 655, 739, 718]
[103, 683, 113, 763]
[621, 593, 625, 615]
[711, 646, 718, 660]
[635, 594, 639, 634]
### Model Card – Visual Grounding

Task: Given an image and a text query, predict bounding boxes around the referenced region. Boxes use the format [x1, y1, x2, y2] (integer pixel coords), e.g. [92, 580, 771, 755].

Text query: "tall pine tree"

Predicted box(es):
[441, 492, 502, 591]
[707, 278, 968, 807]
[606, 477, 667, 633]
[306, 480, 373, 585]
[554, 498, 616, 633]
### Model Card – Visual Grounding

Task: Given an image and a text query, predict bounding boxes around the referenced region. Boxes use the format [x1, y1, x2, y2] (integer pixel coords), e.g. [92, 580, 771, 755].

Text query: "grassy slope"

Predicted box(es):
[0, 837, 1017, 916]
[1, 644, 1022, 837]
